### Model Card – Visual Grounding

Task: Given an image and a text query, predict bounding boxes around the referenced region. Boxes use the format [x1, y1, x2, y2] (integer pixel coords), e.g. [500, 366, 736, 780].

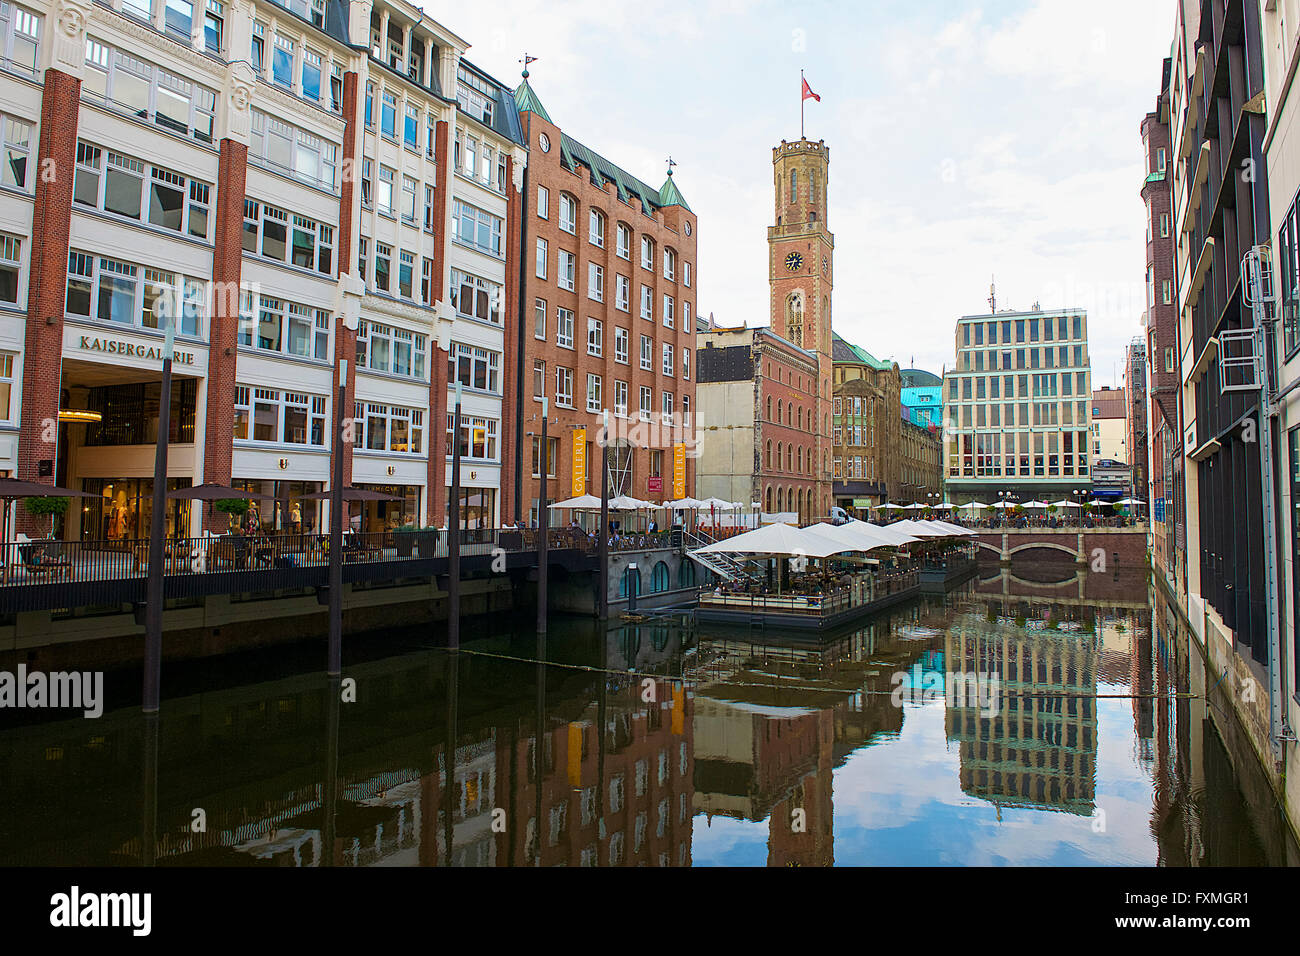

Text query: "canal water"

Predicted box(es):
[1, 563, 1296, 866]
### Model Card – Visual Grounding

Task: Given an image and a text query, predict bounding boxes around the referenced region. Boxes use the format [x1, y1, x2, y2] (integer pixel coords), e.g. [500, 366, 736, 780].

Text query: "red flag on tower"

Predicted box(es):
[802, 76, 820, 102]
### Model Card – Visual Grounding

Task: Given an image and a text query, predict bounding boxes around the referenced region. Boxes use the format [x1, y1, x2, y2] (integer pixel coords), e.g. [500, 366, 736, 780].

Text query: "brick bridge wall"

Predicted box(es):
[974, 528, 1149, 567]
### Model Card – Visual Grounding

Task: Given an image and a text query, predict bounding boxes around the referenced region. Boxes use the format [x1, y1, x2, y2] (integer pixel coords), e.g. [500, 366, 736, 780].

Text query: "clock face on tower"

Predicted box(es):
[785, 252, 803, 272]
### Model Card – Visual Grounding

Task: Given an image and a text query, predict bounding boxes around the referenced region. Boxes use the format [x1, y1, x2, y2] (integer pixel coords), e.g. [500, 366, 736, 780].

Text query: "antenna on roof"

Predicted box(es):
[988, 275, 996, 313]
[520, 53, 537, 78]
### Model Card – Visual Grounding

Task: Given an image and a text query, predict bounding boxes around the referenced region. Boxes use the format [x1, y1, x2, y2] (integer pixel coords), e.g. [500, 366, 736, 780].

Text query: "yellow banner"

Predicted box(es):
[673, 443, 686, 500]
[567, 722, 583, 786]
[572, 428, 586, 497]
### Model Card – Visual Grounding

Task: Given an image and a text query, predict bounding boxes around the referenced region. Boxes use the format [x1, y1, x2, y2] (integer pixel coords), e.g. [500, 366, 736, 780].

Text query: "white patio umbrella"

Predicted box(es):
[1049, 499, 1081, 508]
[927, 519, 977, 537]
[877, 503, 905, 511]
[958, 501, 988, 510]
[549, 494, 603, 511]
[663, 497, 706, 509]
[694, 522, 848, 558]
[860, 521, 922, 546]
[990, 501, 1017, 510]
[608, 495, 654, 510]
[937, 501, 956, 509]
[809, 521, 904, 553]
[888, 519, 952, 539]
[700, 497, 737, 510]
[1116, 497, 1144, 506]
[1023, 500, 1050, 509]
[903, 503, 928, 511]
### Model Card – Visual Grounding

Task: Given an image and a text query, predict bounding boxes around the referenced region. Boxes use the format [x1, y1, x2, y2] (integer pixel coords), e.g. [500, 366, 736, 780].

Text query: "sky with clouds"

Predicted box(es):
[437, 0, 1174, 388]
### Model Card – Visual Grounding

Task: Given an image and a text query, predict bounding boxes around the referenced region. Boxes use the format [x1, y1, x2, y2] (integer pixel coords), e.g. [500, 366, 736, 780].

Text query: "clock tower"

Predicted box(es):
[769, 138, 834, 354]
[769, 138, 835, 509]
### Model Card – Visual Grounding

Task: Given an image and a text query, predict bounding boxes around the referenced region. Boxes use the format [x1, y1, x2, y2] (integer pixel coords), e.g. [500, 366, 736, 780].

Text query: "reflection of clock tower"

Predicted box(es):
[769, 138, 835, 501]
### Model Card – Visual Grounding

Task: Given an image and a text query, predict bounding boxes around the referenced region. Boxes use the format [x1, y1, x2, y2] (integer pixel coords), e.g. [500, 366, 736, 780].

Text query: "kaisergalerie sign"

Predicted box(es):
[77, 335, 197, 366]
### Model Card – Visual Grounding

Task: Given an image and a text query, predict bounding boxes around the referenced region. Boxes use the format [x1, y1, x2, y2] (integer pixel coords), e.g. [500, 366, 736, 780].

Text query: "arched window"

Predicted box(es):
[765, 441, 772, 468]
[776, 442, 783, 471]
[790, 168, 797, 201]
[766, 396, 773, 420]
[677, 560, 696, 589]
[777, 399, 783, 422]
[620, 566, 642, 598]
[797, 488, 804, 518]
[797, 407, 803, 430]
[651, 561, 670, 592]
[765, 486, 773, 511]
[589, 207, 606, 248]
[786, 446, 793, 471]
[797, 447, 803, 473]
[786, 293, 803, 348]
[776, 488, 784, 512]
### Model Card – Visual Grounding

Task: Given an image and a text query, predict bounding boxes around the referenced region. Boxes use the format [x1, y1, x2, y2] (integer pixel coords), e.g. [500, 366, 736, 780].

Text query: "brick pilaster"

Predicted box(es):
[334, 71, 361, 491]
[500, 153, 522, 524]
[17, 69, 81, 533]
[427, 119, 450, 527]
[202, 137, 248, 532]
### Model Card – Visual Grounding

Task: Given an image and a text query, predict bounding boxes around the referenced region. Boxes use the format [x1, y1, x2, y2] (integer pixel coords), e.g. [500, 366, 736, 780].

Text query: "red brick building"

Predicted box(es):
[509, 75, 697, 523]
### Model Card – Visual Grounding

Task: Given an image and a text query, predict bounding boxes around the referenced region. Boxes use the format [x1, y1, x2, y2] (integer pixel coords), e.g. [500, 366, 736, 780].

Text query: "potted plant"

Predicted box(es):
[394, 523, 418, 557]
[213, 498, 250, 533]
[416, 525, 440, 558]
[24, 496, 69, 538]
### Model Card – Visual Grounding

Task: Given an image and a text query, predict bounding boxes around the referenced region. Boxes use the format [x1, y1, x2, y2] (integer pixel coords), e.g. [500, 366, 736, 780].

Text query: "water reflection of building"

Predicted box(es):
[944, 618, 1099, 816]
[493, 676, 694, 867]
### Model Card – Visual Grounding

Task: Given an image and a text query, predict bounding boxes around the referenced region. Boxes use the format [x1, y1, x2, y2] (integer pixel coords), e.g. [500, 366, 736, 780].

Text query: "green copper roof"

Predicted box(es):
[513, 76, 552, 123]
[832, 332, 893, 371]
[657, 170, 692, 212]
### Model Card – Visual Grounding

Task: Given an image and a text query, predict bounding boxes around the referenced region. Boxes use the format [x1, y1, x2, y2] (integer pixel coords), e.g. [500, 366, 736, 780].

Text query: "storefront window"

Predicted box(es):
[444, 487, 495, 531]
[79, 478, 192, 542]
[231, 479, 321, 534]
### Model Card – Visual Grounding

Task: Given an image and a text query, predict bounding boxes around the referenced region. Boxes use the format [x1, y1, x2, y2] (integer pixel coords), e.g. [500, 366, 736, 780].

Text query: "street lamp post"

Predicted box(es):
[537, 398, 549, 637]
[142, 313, 175, 714]
[448, 380, 462, 649]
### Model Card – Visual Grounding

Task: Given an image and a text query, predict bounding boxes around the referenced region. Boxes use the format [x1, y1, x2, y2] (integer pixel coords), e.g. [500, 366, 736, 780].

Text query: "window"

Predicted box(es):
[358, 403, 424, 454]
[587, 317, 603, 356]
[639, 385, 652, 421]
[446, 413, 498, 460]
[270, 33, 296, 90]
[75, 143, 212, 241]
[240, 293, 329, 360]
[682, 394, 691, 428]
[0, 351, 12, 421]
[640, 236, 653, 270]
[558, 193, 576, 233]
[683, 347, 691, 380]
[558, 250, 575, 291]
[456, 67, 495, 125]
[82, 40, 217, 142]
[241, 199, 333, 274]
[589, 208, 605, 247]
[684, 261, 692, 288]
[586, 373, 603, 412]
[662, 294, 674, 328]
[446, 343, 501, 393]
[661, 390, 674, 424]
[452, 199, 503, 256]
[1, 2, 40, 76]
[615, 274, 630, 312]
[534, 298, 547, 340]
[614, 380, 628, 417]
[640, 284, 653, 320]
[404, 103, 419, 150]
[0, 113, 30, 189]
[421, 257, 434, 305]
[374, 242, 391, 292]
[450, 269, 502, 325]
[662, 343, 673, 376]
[249, 110, 337, 189]
[640, 335, 652, 371]
[535, 238, 548, 279]
[588, 262, 604, 302]
[555, 366, 574, 407]
[616, 223, 631, 259]
[0, 232, 20, 305]
[398, 250, 414, 299]
[537, 184, 549, 219]
[614, 327, 629, 364]
[361, 159, 372, 206]
[357, 321, 427, 380]
[401, 175, 417, 221]
[66, 249, 206, 337]
[532, 435, 559, 477]
[556, 308, 574, 349]
[533, 359, 545, 399]
[381, 91, 397, 139]
[376, 165, 394, 214]
[233, 385, 327, 446]
[663, 247, 676, 281]
[423, 184, 436, 232]
[301, 49, 324, 104]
